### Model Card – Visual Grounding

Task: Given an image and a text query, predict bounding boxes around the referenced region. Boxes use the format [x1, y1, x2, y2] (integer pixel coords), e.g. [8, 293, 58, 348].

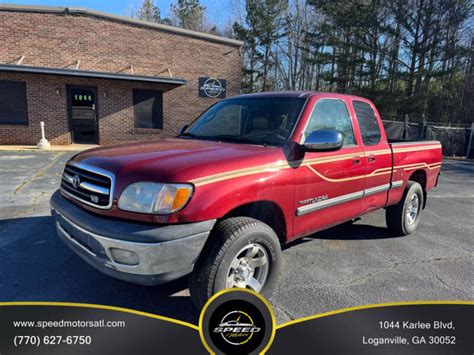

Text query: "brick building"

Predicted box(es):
[0, 4, 242, 145]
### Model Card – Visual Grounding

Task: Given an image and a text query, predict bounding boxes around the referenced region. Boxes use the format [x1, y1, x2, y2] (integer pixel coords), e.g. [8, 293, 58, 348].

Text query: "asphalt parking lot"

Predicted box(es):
[0, 151, 472, 324]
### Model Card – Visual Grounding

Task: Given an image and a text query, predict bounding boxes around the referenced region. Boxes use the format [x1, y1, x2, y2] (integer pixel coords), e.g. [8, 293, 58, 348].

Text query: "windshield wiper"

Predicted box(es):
[211, 135, 263, 145]
[180, 133, 270, 146]
[179, 132, 201, 139]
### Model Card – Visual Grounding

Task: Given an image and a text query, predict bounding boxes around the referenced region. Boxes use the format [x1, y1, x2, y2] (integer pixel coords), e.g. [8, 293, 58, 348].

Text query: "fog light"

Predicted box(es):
[109, 248, 139, 265]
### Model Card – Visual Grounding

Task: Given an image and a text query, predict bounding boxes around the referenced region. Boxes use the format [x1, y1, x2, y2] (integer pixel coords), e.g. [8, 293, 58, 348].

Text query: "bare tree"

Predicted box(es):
[134, 0, 161, 23]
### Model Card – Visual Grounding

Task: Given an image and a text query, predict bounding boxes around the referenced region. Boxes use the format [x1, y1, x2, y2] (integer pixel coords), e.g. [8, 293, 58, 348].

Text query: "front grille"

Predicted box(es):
[60, 162, 114, 209]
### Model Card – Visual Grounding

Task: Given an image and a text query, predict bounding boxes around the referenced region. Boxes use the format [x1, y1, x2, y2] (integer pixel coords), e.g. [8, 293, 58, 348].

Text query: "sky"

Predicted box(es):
[3, 0, 236, 26]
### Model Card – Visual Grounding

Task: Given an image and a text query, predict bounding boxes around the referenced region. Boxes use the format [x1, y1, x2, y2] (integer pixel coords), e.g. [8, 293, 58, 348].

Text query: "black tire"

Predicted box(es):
[189, 217, 282, 309]
[386, 181, 424, 236]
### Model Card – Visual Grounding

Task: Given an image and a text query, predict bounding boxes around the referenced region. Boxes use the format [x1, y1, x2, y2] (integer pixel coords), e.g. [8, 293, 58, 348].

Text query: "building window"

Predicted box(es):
[133, 89, 163, 129]
[353, 100, 382, 146]
[0, 80, 28, 125]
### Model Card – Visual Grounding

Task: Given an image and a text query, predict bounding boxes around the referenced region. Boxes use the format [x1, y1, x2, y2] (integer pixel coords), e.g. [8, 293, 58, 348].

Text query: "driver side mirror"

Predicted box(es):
[304, 129, 343, 152]
[178, 124, 189, 136]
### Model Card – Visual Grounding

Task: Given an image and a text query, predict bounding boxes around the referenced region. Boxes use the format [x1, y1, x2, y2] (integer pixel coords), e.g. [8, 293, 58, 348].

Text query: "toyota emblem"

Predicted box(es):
[72, 175, 81, 189]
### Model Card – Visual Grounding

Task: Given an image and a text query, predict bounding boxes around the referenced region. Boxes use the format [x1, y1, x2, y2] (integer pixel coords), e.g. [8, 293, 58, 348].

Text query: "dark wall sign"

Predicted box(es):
[199, 77, 227, 98]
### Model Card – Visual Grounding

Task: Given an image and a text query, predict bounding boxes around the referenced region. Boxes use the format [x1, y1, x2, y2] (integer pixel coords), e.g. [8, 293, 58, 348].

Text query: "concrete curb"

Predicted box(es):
[0, 145, 97, 152]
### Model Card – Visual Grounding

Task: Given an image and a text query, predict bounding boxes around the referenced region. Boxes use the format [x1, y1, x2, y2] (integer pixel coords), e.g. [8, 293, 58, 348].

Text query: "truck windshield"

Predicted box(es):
[181, 97, 307, 147]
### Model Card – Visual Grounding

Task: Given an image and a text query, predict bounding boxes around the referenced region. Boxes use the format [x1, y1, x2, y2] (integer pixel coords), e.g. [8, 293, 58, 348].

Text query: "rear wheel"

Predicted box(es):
[386, 181, 424, 236]
[189, 217, 281, 309]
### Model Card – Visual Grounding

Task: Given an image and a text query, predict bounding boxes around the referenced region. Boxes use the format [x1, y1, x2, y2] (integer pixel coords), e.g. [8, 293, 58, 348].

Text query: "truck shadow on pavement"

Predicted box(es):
[283, 220, 400, 250]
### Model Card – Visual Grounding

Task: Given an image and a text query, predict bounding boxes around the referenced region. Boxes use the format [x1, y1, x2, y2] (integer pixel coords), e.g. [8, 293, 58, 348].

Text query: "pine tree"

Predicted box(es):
[231, 0, 472, 123]
[234, 20, 263, 92]
[170, 0, 206, 31]
[235, 0, 288, 92]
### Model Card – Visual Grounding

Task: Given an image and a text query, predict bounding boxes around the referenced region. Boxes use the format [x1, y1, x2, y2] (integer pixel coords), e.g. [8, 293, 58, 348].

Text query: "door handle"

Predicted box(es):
[352, 156, 362, 164]
[367, 154, 376, 163]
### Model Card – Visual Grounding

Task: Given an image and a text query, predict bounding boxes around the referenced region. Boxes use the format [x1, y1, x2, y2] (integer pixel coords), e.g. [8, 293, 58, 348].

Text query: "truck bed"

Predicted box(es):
[385, 140, 442, 207]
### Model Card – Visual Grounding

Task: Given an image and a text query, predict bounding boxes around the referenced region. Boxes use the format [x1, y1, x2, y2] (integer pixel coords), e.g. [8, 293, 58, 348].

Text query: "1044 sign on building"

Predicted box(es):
[199, 77, 227, 98]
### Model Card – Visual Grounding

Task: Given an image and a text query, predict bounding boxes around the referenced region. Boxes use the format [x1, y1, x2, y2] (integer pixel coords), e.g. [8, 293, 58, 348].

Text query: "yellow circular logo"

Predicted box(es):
[199, 289, 275, 354]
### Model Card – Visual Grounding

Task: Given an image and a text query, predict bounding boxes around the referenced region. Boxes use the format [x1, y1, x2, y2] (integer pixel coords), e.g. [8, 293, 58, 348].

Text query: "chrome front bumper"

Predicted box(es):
[50, 190, 215, 285]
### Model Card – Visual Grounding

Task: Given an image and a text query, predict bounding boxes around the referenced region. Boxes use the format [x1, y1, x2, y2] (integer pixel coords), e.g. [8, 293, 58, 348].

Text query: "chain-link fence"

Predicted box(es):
[382, 118, 474, 158]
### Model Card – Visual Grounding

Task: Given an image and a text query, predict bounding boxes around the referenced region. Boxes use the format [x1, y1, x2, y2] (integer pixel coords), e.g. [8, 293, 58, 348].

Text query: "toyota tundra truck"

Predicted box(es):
[50, 92, 442, 307]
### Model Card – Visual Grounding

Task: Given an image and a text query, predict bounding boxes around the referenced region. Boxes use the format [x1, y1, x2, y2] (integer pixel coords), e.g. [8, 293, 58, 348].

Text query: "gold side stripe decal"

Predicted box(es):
[306, 165, 392, 182]
[189, 144, 442, 187]
[393, 144, 441, 154]
[306, 162, 441, 183]
[404, 163, 442, 171]
[190, 160, 292, 186]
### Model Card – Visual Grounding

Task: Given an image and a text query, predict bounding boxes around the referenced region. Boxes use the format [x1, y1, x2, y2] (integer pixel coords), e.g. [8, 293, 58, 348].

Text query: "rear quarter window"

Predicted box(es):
[353, 101, 381, 146]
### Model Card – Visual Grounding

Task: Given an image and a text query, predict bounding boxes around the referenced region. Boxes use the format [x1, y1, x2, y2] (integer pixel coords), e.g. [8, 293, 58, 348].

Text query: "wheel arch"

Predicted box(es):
[220, 200, 287, 244]
[408, 169, 427, 208]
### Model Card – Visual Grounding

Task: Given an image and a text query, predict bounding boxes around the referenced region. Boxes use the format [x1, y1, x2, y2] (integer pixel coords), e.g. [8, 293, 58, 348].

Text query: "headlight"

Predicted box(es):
[118, 183, 193, 214]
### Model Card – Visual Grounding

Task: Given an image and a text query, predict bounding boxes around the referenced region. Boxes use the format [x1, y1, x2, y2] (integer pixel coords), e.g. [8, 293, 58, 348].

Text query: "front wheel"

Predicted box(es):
[386, 181, 424, 236]
[189, 217, 282, 309]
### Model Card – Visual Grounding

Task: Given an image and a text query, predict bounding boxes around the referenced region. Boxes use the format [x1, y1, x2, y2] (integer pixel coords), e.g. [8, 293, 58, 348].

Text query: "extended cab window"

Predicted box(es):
[353, 101, 381, 146]
[304, 99, 355, 146]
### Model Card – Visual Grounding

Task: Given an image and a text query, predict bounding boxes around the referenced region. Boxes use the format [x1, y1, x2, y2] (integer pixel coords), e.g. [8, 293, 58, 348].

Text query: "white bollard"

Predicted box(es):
[37, 121, 51, 149]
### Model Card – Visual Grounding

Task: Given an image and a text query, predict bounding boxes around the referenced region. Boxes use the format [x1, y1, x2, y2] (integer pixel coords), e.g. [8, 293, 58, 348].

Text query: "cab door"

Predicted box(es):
[351, 100, 392, 212]
[293, 98, 365, 239]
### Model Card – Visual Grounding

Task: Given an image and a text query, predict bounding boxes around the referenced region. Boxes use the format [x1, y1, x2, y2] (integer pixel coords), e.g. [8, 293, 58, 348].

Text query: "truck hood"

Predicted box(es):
[71, 138, 280, 187]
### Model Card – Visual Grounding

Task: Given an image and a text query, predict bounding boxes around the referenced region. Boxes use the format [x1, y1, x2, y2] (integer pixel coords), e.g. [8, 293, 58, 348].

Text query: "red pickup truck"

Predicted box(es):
[50, 92, 442, 307]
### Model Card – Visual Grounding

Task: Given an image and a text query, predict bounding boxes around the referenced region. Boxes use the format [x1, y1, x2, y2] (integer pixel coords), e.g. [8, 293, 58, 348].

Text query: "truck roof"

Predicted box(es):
[232, 91, 314, 99]
[229, 91, 371, 102]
